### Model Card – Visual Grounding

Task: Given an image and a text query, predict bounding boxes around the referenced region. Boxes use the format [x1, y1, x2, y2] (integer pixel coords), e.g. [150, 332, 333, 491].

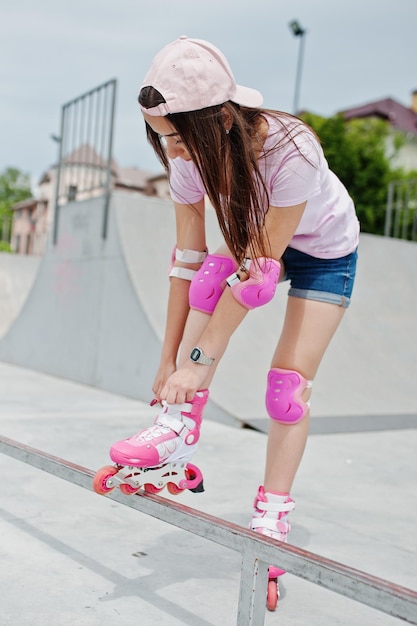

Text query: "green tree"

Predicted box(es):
[0, 167, 32, 246]
[301, 113, 400, 235]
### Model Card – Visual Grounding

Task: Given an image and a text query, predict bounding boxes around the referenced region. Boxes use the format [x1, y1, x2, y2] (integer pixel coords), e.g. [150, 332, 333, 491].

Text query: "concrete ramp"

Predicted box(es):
[0, 252, 40, 339]
[213, 233, 417, 422]
[311, 234, 417, 420]
[0, 192, 232, 424]
[0, 190, 416, 425]
[0, 194, 164, 411]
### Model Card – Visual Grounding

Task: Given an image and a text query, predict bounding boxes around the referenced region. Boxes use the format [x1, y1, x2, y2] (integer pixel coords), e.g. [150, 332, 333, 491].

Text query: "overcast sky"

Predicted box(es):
[1, 0, 416, 186]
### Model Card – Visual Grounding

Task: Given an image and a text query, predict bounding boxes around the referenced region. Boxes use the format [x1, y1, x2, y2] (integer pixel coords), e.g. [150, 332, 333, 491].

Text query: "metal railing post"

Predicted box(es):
[237, 554, 269, 625]
[102, 79, 117, 240]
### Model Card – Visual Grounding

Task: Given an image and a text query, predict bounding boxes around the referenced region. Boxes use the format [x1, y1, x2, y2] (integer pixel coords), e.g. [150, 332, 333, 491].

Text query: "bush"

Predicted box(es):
[0, 241, 13, 253]
[301, 113, 401, 235]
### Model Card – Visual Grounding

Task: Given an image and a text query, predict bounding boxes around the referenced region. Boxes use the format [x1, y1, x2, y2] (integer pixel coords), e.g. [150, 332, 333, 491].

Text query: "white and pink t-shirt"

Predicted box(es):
[169, 114, 360, 259]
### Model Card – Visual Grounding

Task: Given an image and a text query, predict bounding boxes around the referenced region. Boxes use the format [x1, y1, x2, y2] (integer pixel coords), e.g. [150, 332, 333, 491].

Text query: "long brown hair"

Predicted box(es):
[139, 86, 308, 265]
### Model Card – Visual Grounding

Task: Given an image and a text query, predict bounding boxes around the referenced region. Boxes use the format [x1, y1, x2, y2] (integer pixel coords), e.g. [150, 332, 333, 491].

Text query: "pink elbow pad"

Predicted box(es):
[189, 254, 238, 314]
[229, 257, 280, 309]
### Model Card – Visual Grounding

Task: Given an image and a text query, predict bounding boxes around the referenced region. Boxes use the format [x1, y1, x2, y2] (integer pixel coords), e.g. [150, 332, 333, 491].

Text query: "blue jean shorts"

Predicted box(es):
[281, 246, 358, 308]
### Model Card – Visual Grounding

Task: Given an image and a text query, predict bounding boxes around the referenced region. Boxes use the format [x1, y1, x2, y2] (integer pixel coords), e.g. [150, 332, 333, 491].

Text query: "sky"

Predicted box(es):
[1, 0, 416, 187]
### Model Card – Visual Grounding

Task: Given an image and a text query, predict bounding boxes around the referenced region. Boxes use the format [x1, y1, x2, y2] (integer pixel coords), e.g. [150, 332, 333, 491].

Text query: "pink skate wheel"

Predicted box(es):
[119, 483, 140, 495]
[93, 465, 118, 495]
[144, 483, 163, 494]
[267, 579, 278, 611]
[167, 482, 184, 495]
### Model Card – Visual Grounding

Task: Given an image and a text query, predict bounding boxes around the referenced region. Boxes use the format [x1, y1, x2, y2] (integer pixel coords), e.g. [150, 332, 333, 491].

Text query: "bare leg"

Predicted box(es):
[264, 296, 346, 493]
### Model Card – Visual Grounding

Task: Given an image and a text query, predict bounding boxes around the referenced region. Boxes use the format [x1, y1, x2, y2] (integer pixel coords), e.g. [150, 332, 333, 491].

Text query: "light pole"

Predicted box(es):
[289, 20, 307, 115]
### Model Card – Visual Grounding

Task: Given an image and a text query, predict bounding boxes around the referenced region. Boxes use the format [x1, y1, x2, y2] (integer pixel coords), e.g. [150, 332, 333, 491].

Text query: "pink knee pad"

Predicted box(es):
[265, 368, 312, 424]
[189, 254, 238, 314]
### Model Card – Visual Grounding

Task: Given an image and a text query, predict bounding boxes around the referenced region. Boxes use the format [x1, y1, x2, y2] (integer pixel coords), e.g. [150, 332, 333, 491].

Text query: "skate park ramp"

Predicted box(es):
[0, 189, 416, 429]
[0, 192, 232, 425]
[0, 252, 40, 339]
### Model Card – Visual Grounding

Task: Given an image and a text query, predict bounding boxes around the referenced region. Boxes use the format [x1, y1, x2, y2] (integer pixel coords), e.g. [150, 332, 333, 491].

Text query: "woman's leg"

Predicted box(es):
[264, 295, 346, 493]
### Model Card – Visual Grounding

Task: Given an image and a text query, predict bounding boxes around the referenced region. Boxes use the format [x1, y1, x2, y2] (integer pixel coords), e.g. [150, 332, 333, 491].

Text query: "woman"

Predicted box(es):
[107, 36, 359, 608]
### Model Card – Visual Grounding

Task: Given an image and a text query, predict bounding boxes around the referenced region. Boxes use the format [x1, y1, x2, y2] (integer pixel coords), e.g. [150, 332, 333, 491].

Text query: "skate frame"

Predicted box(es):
[1, 435, 416, 626]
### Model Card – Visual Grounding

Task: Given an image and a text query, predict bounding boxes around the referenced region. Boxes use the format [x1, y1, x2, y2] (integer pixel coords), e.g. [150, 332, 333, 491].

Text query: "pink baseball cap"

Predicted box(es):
[140, 35, 263, 116]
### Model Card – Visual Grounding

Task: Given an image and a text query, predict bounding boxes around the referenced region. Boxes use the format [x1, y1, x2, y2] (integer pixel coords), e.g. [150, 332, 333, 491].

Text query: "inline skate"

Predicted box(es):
[250, 485, 295, 611]
[93, 390, 209, 496]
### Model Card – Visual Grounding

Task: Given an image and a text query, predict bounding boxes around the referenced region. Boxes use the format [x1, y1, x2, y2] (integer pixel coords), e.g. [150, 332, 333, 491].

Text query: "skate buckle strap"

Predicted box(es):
[255, 500, 295, 514]
[157, 400, 192, 418]
[155, 403, 200, 445]
[156, 413, 188, 435]
[251, 518, 289, 533]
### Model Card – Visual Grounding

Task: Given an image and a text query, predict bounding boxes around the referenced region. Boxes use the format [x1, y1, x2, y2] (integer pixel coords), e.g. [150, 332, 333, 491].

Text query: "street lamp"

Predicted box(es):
[289, 20, 307, 115]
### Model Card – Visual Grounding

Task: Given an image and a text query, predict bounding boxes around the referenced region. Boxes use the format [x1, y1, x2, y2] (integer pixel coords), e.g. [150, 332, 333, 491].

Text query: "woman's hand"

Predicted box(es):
[152, 361, 177, 400]
[160, 367, 204, 404]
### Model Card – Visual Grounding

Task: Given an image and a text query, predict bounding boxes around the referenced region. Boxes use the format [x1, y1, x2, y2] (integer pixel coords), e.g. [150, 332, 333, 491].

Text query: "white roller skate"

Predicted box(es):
[93, 390, 209, 497]
[250, 485, 295, 611]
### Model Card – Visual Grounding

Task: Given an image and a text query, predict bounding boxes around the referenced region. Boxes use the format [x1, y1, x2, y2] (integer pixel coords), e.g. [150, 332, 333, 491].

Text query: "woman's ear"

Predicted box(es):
[221, 106, 234, 133]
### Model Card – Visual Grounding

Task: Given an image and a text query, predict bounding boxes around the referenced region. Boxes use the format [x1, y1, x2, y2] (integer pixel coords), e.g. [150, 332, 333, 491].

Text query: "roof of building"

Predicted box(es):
[116, 166, 162, 190]
[38, 144, 166, 193]
[10, 197, 38, 211]
[340, 97, 417, 134]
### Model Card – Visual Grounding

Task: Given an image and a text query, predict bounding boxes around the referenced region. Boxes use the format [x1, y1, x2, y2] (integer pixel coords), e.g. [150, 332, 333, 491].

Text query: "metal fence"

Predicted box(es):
[1, 435, 416, 625]
[52, 79, 117, 244]
[385, 178, 417, 241]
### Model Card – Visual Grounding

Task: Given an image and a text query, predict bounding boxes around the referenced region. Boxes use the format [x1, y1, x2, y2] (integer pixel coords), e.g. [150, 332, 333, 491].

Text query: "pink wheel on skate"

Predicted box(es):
[93, 465, 118, 495]
[119, 470, 141, 495]
[167, 467, 193, 495]
[267, 578, 278, 612]
[144, 483, 164, 494]
[167, 482, 183, 495]
[119, 483, 140, 495]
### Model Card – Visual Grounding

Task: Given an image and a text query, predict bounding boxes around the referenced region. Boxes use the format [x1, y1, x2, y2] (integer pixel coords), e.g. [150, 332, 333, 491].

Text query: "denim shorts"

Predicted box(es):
[281, 246, 358, 308]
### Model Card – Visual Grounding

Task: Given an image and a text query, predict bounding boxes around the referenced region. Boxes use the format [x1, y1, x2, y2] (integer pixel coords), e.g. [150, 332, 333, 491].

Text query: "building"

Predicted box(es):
[340, 90, 417, 171]
[10, 145, 168, 255]
[9, 197, 48, 256]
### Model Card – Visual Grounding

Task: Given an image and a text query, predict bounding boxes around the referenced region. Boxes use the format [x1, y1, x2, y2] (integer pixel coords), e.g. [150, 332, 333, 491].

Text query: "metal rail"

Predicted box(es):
[1, 435, 416, 625]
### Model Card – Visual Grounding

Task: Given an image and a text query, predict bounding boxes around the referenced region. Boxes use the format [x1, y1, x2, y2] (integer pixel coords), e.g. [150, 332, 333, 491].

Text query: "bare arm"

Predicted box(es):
[152, 199, 206, 397]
